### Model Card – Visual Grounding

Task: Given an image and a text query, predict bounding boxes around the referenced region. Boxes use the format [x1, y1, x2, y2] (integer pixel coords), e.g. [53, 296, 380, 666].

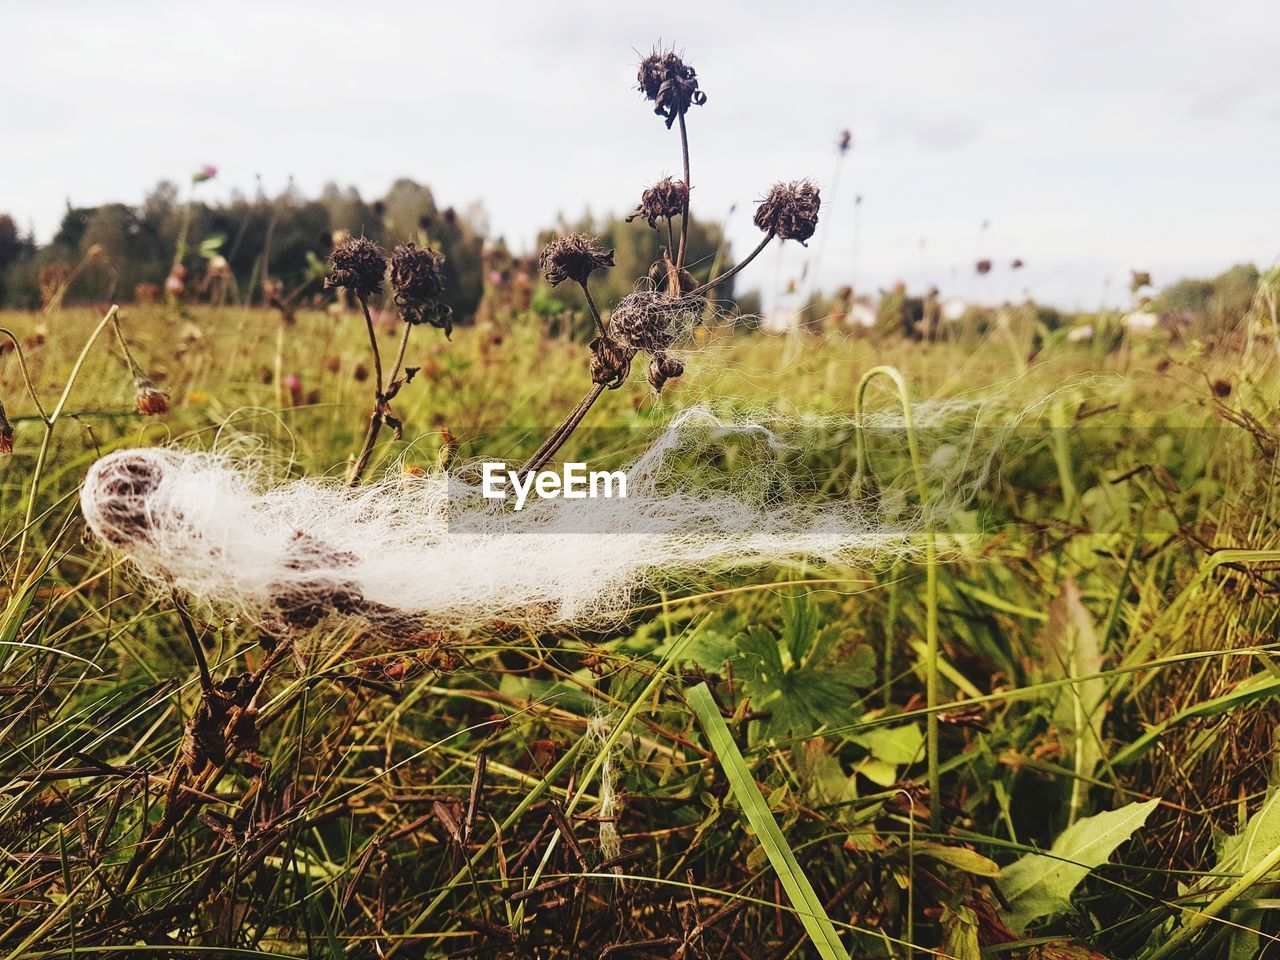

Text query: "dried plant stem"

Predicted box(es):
[522, 383, 607, 476]
[676, 112, 692, 270]
[690, 232, 774, 298]
[579, 282, 607, 338]
[347, 296, 414, 487]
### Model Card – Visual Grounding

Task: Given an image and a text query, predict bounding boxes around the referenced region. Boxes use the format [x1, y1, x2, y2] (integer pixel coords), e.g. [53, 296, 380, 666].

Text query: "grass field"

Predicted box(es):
[2, 302, 1279, 958]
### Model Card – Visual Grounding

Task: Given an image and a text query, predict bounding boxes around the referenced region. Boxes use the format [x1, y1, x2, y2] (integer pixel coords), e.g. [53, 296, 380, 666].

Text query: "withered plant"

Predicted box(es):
[523, 46, 820, 474]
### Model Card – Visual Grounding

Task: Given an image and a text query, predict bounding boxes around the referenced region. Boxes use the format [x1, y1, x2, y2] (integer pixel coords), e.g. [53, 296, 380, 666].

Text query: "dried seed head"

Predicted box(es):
[753, 180, 821, 245]
[539, 234, 615, 287]
[326, 237, 388, 298]
[638, 47, 707, 128]
[647, 354, 684, 393]
[589, 337, 637, 389]
[134, 378, 170, 416]
[609, 292, 681, 354]
[1212, 378, 1233, 397]
[975, 259, 992, 275]
[627, 177, 690, 228]
[0, 401, 13, 455]
[390, 243, 453, 335]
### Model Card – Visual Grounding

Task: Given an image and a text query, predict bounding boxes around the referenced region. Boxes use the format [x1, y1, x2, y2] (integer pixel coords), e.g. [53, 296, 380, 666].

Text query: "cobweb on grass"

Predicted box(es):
[79, 398, 1028, 638]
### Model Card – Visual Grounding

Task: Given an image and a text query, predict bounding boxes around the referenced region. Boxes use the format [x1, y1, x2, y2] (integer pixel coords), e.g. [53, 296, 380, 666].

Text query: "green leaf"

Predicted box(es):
[1000, 798, 1158, 932]
[912, 841, 1001, 878]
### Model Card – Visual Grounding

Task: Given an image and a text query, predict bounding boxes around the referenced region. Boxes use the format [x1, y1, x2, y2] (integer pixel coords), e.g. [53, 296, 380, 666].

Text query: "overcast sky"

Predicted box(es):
[6, 0, 1278, 309]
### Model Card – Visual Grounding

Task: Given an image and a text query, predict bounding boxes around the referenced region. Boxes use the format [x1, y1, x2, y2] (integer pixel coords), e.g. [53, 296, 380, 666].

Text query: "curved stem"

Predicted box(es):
[689, 232, 774, 298]
[0, 328, 49, 422]
[853, 365, 940, 833]
[358, 294, 384, 393]
[347, 295, 391, 486]
[676, 111, 691, 271]
[386, 322, 414, 389]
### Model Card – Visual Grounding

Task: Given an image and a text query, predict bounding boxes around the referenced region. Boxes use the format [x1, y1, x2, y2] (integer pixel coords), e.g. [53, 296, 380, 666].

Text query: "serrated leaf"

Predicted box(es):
[1001, 798, 1158, 932]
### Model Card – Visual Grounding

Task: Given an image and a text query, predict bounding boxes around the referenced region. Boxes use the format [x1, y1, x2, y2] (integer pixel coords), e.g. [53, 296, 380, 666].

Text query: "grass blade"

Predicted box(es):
[686, 681, 852, 960]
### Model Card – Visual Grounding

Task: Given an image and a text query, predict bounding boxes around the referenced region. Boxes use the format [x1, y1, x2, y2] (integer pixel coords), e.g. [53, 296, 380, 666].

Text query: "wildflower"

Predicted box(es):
[637, 47, 707, 127]
[539, 234, 614, 287]
[284, 373, 303, 406]
[390, 243, 452, 334]
[647, 354, 684, 393]
[326, 237, 388, 299]
[0, 401, 13, 455]
[627, 177, 690, 228]
[192, 164, 218, 183]
[134, 378, 170, 416]
[753, 180, 821, 245]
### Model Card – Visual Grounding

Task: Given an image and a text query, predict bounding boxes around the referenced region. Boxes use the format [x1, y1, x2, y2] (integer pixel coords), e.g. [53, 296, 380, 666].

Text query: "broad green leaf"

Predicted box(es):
[1001, 798, 1158, 932]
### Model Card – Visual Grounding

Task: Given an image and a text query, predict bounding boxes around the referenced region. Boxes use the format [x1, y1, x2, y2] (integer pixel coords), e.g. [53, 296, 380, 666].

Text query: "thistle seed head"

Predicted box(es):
[539, 234, 615, 287]
[589, 337, 637, 389]
[134, 378, 170, 416]
[609, 292, 680, 354]
[753, 180, 821, 245]
[637, 47, 707, 128]
[390, 243, 452, 334]
[647, 353, 684, 393]
[627, 177, 690, 228]
[326, 237, 388, 298]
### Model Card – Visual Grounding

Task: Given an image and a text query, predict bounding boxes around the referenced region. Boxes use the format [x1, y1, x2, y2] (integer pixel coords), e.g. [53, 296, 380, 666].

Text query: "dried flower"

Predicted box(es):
[610, 292, 680, 354]
[627, 177, 690, 228]
[326, 237, 388, 299]
[1212, 378, 1233, 398]
[975, 259, 993, 275]
[647, 354, 684, 393]
[638, 48, 707, 128]
[539, 234, 615, 287]
[589, 337, 637, 389]
[390, 243, 452, 334]
[0, 401, 13, 455]
[134, 378, 170, 416]
[753, 180, 821, 245]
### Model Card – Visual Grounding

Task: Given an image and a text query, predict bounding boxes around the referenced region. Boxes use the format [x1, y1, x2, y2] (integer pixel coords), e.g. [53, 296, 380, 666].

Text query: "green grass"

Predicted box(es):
[1, 302, 1279, 958]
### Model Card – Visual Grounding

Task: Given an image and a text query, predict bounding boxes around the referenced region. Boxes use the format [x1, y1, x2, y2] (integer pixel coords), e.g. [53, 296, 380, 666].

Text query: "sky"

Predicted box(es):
[5, 0, 1279, 310]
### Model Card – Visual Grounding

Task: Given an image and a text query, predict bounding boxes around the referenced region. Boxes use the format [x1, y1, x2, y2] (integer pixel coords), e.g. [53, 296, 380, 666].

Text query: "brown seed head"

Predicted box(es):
[539, 234, 615, 287]
[326, 237, 388, 298]
[609, 292, 681, 354]
[647, 354, 684, 393]
[638, 47, 707, 128]
[589, 337, 637, 389]
[627, 177, 690, 228]
[753, 180, 821, 245]
[390, 243, 452, 334]
[134, 378, 170, 416]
